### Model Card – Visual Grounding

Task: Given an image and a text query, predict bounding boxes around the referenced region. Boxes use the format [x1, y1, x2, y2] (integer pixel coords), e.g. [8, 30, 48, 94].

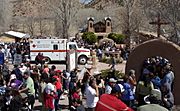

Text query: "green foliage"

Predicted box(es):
[82, 32, 97, 45]
[100, 69, 125, 79]
[115, 34, 126, 44]
[108, 33, 126, 44]
[107, 33, 117, 41]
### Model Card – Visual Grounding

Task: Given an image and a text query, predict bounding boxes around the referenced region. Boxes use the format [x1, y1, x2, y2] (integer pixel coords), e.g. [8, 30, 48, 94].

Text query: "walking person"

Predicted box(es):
[108, 54, 116, 71]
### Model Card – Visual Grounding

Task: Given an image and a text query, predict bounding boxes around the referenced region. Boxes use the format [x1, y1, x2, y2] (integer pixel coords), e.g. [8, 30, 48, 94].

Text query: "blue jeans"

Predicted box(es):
[54, 89, 62, 111]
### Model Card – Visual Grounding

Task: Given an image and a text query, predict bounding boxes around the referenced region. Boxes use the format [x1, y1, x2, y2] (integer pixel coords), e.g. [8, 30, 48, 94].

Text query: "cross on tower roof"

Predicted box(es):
[149, 13, 169, 38]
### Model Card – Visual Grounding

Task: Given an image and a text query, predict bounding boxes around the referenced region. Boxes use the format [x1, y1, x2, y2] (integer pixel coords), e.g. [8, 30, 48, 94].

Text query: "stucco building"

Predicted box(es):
[79, 17, 112, 40]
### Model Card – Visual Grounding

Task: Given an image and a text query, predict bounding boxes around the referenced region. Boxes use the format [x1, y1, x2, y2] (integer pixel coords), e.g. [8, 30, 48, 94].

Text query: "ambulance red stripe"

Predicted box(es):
[31, 50, 89, 52]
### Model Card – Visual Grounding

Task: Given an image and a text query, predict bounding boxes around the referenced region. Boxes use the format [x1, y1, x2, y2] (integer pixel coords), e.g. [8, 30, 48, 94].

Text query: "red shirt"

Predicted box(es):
[72, 92, 80, 99]
[53, 75, 62, 90]
[95, 94, 133, 111]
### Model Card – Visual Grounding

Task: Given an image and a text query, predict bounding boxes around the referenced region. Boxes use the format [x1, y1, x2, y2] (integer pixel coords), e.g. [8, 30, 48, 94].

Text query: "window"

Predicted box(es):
[69, 44, 77, 50]
[53, 45, 58, 50]
[107, 22, 110, 26]
[90, 23, 93, 28]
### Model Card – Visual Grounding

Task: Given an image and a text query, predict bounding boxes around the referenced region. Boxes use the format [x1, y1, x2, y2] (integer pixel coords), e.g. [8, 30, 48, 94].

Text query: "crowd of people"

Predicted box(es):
[0, 40, 175, 111]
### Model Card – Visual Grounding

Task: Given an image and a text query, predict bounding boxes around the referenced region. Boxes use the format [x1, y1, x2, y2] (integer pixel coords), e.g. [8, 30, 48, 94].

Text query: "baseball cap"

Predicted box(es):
[109, 78, 117, 83]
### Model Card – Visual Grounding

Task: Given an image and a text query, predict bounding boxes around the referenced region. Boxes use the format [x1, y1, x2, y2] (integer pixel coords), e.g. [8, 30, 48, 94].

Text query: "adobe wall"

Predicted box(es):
[125, 39, 180, 104]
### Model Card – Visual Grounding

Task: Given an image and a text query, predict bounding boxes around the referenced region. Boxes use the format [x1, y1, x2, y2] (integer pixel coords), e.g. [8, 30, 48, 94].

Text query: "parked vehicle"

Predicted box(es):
[30, 39, 90, 64]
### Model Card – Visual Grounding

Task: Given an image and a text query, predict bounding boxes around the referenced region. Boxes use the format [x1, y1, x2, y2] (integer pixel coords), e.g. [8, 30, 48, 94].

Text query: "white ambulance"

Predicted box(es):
[30, 39, 90, 64]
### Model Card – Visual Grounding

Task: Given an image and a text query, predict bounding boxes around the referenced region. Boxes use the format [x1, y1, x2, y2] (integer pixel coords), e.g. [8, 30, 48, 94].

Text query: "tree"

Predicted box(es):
[112, 0, 143, 40]
[82, 32, 97, 44]
[122, 0, 138, 36]
[0, 0, 12, 32]
[12, 0, 48, 35]
[108, 33, 117, 41]
[116, 33, 126, 44]
[139, 0, 180, 43]
[45, 0, 81, 39]
[108, 33, 126, 44]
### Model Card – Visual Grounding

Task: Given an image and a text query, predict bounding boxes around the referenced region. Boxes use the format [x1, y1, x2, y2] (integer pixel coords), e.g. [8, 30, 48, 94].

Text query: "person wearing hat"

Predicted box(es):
[105, 78, 117, 94]
[96, 84, 133, 111]
[137, 89, 168, 111]
[19, 70, 35, 110]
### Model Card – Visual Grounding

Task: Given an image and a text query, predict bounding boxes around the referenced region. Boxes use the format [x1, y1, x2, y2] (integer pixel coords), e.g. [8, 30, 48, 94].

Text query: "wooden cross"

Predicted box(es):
[149, 13, 169, 38]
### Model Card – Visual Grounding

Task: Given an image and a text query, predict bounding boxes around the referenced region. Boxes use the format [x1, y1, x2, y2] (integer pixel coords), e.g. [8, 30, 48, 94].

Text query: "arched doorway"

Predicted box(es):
[125, 39, 180, 104]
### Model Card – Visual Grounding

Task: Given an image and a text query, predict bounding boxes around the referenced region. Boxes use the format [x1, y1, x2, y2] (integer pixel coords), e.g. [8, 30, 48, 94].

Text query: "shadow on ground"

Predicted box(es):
[33, 104, 69, 111]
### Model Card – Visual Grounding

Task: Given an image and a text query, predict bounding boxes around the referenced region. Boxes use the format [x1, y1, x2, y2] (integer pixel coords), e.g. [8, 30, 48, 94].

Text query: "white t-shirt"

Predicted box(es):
[45, 83, 55, 94]
[86, 86, 99, 108]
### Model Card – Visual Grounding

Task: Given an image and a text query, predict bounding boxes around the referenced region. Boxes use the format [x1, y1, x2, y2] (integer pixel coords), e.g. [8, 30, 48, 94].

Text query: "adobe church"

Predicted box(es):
[79, 17, 112, 40]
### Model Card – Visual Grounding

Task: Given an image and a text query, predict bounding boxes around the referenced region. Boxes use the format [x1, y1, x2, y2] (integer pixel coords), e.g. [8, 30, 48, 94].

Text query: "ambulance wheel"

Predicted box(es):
[44, 57, 51, 64]
[78, 56, 87, 65]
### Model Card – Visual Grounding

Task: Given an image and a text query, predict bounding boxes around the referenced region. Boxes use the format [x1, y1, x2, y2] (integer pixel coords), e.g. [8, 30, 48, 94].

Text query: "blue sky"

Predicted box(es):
[80, 0, 93, 4]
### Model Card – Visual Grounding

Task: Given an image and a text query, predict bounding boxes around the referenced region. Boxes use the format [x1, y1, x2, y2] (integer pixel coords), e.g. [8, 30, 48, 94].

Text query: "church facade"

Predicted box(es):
[79, 17, 112, 40]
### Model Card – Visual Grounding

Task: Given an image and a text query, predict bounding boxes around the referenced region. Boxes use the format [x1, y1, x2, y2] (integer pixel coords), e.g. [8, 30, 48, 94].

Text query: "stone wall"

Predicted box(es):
[125, 39, 180, 104]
